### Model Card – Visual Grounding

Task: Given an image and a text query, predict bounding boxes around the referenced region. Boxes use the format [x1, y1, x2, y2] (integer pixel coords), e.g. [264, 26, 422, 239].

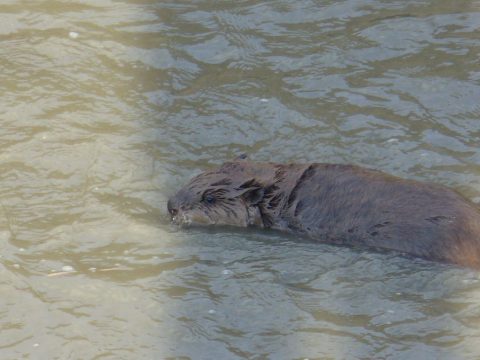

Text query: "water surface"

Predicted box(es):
[1, 0, 480, 359]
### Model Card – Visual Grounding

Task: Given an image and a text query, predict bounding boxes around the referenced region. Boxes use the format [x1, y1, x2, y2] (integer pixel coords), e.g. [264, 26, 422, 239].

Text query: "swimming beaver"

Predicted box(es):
[167, 157, 480, 268]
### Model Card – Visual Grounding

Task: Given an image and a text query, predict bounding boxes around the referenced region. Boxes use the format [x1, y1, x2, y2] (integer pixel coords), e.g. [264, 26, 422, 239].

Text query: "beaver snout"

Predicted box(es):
[167, 198, 194, 225]
[167, 199, 178, 218]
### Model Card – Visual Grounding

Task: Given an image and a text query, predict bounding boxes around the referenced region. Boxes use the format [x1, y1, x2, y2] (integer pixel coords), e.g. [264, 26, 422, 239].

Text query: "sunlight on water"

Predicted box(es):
[0, 0, 479, 358]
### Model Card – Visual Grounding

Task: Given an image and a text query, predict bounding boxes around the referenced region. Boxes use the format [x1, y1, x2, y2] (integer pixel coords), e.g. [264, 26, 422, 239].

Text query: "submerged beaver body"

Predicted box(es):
[168, 159, 480, 268]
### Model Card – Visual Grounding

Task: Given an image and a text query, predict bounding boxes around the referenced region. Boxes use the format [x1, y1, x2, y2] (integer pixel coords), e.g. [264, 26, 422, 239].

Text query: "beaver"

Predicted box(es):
[167, 156, 480, 268]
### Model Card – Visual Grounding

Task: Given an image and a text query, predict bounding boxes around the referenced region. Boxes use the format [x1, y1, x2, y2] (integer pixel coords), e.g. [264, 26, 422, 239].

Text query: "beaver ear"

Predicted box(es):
[233, 153, 248, 161]
[242, 187, 264, 205]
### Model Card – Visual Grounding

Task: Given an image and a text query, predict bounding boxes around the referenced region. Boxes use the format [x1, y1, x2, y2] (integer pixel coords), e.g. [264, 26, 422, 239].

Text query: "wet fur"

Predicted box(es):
[168, 160, 480, 268]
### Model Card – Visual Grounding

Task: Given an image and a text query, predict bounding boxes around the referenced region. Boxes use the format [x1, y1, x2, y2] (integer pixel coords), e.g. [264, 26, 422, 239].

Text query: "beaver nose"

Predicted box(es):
[167, 199, 178, 217]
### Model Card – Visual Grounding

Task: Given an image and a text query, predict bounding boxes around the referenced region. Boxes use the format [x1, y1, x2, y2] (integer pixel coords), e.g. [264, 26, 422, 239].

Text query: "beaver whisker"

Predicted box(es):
[174, 212, 191, 226]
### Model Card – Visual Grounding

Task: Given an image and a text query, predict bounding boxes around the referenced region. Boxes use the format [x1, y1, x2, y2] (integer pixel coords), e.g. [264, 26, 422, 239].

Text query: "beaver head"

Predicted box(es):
[167, 157, 275, 227]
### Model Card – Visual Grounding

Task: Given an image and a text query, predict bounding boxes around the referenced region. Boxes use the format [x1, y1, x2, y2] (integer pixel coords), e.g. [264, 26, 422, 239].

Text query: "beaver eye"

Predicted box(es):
[203, 194, 216, 204]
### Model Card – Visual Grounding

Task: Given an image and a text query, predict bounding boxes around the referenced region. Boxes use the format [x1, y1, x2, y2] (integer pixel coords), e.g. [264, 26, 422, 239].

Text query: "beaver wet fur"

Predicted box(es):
[168, 157, 480, 268]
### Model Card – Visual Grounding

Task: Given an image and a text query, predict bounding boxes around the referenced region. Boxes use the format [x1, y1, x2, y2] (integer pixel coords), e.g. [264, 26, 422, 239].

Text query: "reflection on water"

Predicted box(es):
[1, 0, 480, 358]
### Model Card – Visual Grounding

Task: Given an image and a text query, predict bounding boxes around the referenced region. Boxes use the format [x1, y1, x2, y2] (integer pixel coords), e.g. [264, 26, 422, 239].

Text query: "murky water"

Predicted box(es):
[1, 0, 480, 359]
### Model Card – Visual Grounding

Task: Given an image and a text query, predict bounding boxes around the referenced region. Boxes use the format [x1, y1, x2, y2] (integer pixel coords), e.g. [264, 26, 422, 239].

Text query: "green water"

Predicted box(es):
[1, 1, 480, 359]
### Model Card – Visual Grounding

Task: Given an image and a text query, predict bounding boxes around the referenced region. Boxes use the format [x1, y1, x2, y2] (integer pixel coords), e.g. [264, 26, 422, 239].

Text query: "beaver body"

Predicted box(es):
[168, 159, 480, 268]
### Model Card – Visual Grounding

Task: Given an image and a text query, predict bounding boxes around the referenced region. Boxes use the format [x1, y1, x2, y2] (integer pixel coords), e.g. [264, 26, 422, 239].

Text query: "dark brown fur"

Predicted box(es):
[168, 159, 480, 268]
